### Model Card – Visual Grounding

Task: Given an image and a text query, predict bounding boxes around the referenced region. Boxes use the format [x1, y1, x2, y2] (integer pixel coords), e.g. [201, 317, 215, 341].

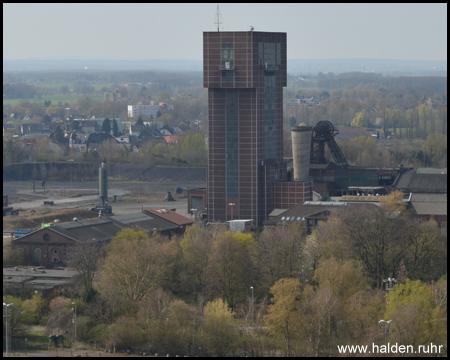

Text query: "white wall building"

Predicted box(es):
[127, 105, 162, 118]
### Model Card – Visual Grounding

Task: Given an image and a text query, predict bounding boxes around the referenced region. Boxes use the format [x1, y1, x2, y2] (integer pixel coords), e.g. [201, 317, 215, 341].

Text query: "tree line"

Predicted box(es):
[4, 196, 447, 356]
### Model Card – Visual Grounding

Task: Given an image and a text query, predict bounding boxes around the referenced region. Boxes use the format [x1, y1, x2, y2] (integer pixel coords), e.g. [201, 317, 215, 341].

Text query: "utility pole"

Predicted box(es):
[3, 303, 14, 357]
[72, 302, 77, 352]
[379, 319, 393, 346]
[250, 286, 254, 325]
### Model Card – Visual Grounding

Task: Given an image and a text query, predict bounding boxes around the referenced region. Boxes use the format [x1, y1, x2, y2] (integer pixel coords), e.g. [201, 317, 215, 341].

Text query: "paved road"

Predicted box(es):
[10, 188, 130, 210]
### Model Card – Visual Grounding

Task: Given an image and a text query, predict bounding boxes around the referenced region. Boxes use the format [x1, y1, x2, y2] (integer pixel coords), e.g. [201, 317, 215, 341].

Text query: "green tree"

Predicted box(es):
[112, 118, 119, 137]
[257, 223, 306, 290]
[384, 279, 437, 348]
[344, 289, 385, 346]
[72, 120, 80, 131]
[101, 117, 111, 133]
[2, 295, 32, 335]
[206, 231, 257, 310]
[53, 124, 64, 141]
[144, 299, 198, 355]
[136, 116, 144, 126]
[309, 258, 372, 354]
[60, 85, 69, 96]
[265, 278, 302, 357]
[422, 133, 447, 167]
[3, 134, 28, 165]
[180, 133, 207, 164]
[158, 91, 171, 103]
[98, 229, 177, 309]
[108, 316, 145, 351]
[351, 112, 366, 127]
[179, 224, 214, 298]
[67, 238, 105, 302]
[45, 296, 77, 335]
[379, 190, 408, 214]
[201, 299, 238, 357]
[403, 220, 446, 281]
[338, 206, 409, 288]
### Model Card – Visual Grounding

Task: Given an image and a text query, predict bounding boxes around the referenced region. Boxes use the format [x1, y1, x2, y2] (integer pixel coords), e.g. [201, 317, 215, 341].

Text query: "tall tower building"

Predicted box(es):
[204, 31, 287, 225]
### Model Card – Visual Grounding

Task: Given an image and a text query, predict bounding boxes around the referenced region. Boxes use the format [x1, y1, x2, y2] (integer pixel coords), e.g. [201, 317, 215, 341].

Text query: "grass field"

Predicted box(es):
[33, 82, 116, 90]
[3, 95, 104, 106]
[3, 82, 116, 106]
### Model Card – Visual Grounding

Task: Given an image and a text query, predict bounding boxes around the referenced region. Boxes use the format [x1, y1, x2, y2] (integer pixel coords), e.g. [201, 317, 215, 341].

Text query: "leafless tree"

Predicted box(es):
[67, 238, 105, 301]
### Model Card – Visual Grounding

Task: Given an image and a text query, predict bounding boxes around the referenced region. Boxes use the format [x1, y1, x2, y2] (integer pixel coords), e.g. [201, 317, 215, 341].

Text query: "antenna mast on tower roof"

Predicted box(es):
[214, 5, 222, 32]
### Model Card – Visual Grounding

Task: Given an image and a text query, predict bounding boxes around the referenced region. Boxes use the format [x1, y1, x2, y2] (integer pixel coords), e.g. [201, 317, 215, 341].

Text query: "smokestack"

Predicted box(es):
[291, 125, 312, 181]
[99, 163, 108, 206]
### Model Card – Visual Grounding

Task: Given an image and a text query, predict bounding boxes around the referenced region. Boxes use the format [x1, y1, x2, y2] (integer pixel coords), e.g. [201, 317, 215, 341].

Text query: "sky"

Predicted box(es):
[3, 3, 447, 61]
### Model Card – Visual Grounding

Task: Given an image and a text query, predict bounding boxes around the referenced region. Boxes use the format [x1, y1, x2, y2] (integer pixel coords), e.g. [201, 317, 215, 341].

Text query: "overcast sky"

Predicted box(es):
[3, 3, 447, 61]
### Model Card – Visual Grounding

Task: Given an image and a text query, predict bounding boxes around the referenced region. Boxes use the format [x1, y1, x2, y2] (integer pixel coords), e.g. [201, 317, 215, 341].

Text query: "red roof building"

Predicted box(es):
[144, 208, 194, 233]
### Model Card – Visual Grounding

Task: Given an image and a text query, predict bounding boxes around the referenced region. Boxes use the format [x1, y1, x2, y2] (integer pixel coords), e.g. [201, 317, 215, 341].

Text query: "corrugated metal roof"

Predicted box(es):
[411, 202, 447, 216]
[56, 218, 111, 230]
[410, 193, 447, 203]
[51, 212, 179, 241]
[394, 169, 447, 193]
[417, 168, 447, 174]
[269, 208, 287, 217]
[111, 212, 154, 225]
[410, 193, 447, 216]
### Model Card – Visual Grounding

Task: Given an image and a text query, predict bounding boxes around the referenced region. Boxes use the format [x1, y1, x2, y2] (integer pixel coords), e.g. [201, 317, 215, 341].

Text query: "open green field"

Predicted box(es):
[3, 95, 103, 106]
[33, 82, 116, 90]
[3, 82, 116, 105]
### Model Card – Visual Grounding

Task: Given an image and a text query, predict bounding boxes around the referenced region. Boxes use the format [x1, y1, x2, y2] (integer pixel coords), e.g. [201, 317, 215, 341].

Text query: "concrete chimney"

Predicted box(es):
[291, 125, 312, 181]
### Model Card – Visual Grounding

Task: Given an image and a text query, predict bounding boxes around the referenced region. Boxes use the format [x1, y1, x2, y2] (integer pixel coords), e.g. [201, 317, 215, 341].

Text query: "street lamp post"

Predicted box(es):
[379, 319, 393, 345]
[69, 160, 73, 190]
[228, 203, 235, 221]
[250, 286, 254, 325]
[72, 302, 77, 352]
[383, 277, 397, 305]
[3, 303, 14, 357]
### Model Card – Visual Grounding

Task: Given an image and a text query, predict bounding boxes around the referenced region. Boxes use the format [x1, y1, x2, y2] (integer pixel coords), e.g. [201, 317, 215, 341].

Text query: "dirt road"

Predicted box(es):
[3, 180, 204, 216]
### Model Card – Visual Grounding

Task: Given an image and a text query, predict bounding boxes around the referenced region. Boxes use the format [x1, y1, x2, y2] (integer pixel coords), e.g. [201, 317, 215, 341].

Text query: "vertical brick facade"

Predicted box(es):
[273, 181, 313, 209]
[204, 31, 287, 226]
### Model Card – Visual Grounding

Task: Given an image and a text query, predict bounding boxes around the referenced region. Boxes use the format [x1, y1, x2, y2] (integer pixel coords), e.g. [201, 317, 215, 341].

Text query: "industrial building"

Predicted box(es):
[12, 207, 193, 268]
[202, 29, 424, 227]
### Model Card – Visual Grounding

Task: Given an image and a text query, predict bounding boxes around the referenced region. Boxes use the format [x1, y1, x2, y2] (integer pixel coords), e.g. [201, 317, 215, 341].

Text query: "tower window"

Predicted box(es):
[221, 43, 234, 67]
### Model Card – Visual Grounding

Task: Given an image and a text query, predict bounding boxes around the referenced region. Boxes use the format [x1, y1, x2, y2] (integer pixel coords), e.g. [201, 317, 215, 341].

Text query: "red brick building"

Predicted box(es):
[204, 31, 287, 225]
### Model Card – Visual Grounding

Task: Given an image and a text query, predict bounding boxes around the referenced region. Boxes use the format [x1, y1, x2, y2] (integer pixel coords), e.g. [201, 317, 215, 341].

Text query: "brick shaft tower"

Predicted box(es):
[203, 31, 287, 226]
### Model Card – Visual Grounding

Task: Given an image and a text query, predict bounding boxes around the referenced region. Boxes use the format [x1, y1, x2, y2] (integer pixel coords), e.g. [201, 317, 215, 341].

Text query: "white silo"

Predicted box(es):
[291, 125, 312, 181]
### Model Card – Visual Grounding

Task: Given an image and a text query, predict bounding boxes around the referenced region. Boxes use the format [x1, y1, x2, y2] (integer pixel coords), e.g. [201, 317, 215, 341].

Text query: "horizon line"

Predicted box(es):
[3, 57, 447, 62]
